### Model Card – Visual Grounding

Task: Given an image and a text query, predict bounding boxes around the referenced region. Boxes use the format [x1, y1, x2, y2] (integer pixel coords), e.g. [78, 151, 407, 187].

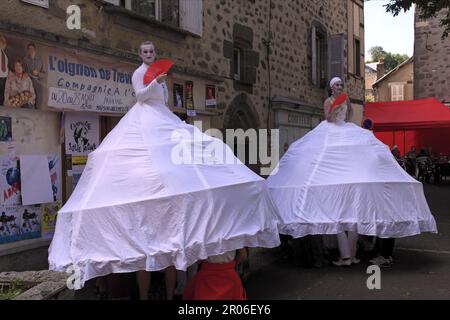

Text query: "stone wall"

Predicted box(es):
[414, 10, 450, 104]
[0, 0, 365, 271]
[0, 0, 364, 128]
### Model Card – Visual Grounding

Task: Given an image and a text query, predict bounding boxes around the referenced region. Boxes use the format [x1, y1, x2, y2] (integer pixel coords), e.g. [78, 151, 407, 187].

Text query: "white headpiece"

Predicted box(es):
[329, 77, 342, 88]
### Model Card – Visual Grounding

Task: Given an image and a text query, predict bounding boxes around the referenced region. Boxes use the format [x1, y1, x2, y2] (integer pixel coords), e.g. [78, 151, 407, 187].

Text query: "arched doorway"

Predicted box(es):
[223, 94, 260, 174]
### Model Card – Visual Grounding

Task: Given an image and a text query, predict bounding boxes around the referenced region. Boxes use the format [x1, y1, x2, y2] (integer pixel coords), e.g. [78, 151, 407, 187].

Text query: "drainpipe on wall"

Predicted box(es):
[261, 0, 274, 166]
[265, 0, 273, 132]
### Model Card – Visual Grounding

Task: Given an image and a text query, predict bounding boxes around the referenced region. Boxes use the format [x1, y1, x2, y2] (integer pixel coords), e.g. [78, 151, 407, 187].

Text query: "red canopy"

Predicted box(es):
[365, 98, 450, 130]
[365, 98, 450, 156]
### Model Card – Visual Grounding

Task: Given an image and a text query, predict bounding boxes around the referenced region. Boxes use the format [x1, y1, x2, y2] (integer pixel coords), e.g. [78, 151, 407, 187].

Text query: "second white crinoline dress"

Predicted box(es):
[267, 103, 437, 239]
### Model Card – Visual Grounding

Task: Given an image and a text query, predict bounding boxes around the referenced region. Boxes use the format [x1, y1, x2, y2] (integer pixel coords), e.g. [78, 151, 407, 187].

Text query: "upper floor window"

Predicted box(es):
[233, 48, 241, 81]
[390, 83, 404, 101]
[103, 0, 202, 36]
[354, 38, 361, 76]
[348, 0, 364, 77]
[311, 24, 328, 88]
[121, 0, 179, 27]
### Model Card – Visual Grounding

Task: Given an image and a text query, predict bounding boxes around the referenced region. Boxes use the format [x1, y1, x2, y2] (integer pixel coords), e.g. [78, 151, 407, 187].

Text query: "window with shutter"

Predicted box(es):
[311, 23, 327, 88]
[319, 37, 328, 87]
[240, 49, 258, 85]
[391, 83, 404, 101]
[311, 26, 317, 86]
[103, 0, 120, 5]
[117, 0, 200, 33]
[179, 0, 203, 36]
[122, 0, 159, 20]
[233, 48, 241, 80]
[161, 0, 179, 28]
[354, 38, 361, 76]
[328, 34, 345, 81]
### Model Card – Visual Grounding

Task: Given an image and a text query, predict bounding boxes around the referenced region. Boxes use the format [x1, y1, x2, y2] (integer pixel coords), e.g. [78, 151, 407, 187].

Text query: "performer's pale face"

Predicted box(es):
[332, 81, 343, 96]
[140, 44, 156, 65]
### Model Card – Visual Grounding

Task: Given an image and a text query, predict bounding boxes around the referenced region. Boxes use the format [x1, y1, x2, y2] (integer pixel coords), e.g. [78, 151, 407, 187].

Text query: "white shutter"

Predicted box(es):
[391, 83, 404, 101]
[102, 0, 120, 5]
[311, 26, 317, 86]
[328, 34, 345, 81]
[180, 0, 203, 36]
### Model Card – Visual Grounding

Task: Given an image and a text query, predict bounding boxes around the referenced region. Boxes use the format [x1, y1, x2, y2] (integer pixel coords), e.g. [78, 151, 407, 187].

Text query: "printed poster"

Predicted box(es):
[65, 112, 99, 155]
[0, 116, 12, 142]
[205, 85, 216, 108]
[0, 156, 21, 206]
[19, 205, 41, 240]
[185, 81, 196, 117]
[0, 205, 21, 244]
[41, 202, 60, 240]
[0, 33, 136, 113]
[173, 83, 184, 109]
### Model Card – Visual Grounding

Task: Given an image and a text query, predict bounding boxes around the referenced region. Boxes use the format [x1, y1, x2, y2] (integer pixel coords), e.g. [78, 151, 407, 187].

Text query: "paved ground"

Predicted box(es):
[245, 182, 450, 300]
[74, 181, 450, 300]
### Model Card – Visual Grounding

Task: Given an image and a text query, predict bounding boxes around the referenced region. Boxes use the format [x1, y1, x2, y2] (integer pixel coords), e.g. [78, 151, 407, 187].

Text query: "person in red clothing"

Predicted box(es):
[183, 248, 247, 300]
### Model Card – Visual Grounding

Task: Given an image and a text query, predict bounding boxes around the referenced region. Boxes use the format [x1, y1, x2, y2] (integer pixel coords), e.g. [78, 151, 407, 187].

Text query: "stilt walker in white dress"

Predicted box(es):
[267, 77, 437, 265]
[48, 41, 281, 297]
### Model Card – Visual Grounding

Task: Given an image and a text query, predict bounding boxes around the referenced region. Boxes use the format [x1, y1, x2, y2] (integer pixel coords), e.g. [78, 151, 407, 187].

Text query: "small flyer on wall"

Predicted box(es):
[48, 154, 62, 202]
[0, 205, 21, 244]
[19, 205, 41, 240]
[0, 116, 13, 143]
[41, 202, 61, 240]
[205, 85, 216, 109]
[65, 113, 99, 156]
[72, 155, 87, 190]
[185, 81, 196, 117]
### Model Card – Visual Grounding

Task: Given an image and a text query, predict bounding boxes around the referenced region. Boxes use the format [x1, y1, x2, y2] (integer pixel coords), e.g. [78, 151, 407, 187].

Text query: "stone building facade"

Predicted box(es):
[414, 10, 450, 105]
[372, 57, 414, 102]
[0, 0, 364, 270]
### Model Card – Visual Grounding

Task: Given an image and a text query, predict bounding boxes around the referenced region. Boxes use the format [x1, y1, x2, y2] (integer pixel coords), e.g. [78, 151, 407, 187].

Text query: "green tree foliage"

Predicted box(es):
[368, 46, 410, 74]
[384, 0, 450, 38]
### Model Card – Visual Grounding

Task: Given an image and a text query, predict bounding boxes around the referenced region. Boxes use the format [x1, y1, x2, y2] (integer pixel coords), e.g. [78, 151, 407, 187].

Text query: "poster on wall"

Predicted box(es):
[0, 116, 12, 142]
[0, 33, 136, 113]
[65, 113, 99, 156]
[19, 205, 41, 240]
[0, 156, 21, 206]
[205, 85, 216, 109]
[20, 155, 53, 206]
[173, 83, 184, 109]
[0, 205, 21, 244]
[41, 202, 60, 240]
[72, 155, 87, 190]
[48, 154, 62, 202]
[185, 81, 196, 117]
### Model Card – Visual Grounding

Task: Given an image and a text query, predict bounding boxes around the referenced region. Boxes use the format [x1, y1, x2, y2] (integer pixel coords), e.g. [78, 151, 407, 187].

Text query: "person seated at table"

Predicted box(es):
[391, 145, 401, 160]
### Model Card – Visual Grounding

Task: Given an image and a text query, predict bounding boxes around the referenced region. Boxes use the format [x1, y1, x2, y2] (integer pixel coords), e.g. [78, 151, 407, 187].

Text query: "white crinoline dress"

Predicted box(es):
[267, 103, 437, 239]
[48, 63, 281, 287]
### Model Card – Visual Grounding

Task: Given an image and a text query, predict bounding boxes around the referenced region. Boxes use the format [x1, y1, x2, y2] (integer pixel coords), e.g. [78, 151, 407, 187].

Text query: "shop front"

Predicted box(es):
[272, 96, 323, 158]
